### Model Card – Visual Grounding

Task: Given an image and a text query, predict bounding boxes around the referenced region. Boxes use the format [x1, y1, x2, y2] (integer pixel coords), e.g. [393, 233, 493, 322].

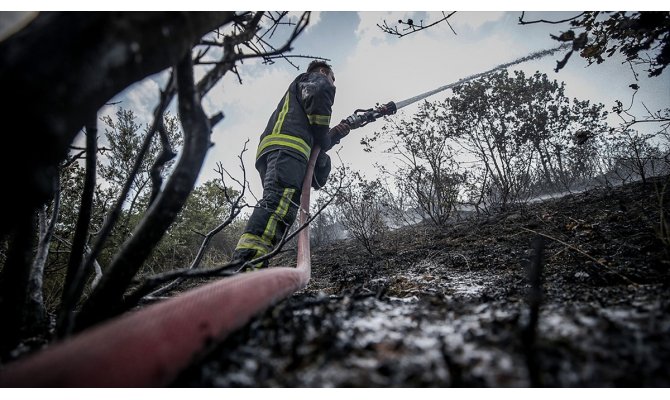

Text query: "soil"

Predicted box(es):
[173, 176, 670, 387]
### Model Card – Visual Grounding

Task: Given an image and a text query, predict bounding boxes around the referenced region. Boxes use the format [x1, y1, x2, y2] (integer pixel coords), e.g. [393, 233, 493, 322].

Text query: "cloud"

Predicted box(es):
[99, 72, 168, 128]
[288, 11, 322, 33]
[451, 11, 505, 32]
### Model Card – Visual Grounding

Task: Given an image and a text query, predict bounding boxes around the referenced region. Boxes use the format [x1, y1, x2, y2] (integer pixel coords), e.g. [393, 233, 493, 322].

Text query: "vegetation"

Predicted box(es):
[333, 170, 389, 257]
[545, 11, 670, 77]
[359, 69, 667, 227]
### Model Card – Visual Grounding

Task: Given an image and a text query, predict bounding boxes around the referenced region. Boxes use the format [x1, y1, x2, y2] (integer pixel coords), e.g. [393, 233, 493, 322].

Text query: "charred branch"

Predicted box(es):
[195, 12, 310, 91]
[75, 52, 214, 331]
[148, 118, 178, 207]
[612, 94, 670, 132]
[0, 11, 235, 237]
[194, 12, 265, 91]
[57, 117, 98, 337]
[522, 235, 545, 388]
[79, 72, 177, 307]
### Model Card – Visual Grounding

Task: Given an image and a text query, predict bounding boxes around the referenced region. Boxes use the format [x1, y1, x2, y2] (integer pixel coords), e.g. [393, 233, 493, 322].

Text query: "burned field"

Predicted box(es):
[175, 177, 670, 387]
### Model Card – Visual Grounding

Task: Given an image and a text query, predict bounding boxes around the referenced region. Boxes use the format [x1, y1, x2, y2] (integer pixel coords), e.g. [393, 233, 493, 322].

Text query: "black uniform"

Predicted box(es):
[233, 71, 336, 267]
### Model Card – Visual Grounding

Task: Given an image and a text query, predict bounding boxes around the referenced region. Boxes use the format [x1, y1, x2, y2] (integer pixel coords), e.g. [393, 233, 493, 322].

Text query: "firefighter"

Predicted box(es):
[232, 60, 350, 269]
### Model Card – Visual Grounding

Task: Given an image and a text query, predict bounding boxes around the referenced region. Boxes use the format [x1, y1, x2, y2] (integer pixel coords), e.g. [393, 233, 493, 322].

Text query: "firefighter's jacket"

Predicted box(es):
[255, 71, 335, 166]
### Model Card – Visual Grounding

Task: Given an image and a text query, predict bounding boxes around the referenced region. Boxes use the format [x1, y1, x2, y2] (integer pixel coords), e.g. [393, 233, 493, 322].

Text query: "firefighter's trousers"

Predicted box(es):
[233, 149, 307, 267]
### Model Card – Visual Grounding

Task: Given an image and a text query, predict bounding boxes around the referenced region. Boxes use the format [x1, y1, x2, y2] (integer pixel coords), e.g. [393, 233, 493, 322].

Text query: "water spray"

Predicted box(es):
[342, 43, 571, 129]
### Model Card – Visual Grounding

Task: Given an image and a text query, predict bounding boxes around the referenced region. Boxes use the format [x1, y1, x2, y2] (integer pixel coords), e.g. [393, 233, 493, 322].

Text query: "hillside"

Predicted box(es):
[174, 176, 670, 387]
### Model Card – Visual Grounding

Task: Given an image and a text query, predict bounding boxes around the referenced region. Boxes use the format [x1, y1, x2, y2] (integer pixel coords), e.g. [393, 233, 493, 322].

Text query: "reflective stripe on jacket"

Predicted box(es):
[256, 71, 336, 165]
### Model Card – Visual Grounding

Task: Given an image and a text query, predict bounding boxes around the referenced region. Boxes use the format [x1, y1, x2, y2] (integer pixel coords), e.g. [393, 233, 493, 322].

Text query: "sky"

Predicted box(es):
[4, 4, 669, 204]
[146, 8, 666, 200]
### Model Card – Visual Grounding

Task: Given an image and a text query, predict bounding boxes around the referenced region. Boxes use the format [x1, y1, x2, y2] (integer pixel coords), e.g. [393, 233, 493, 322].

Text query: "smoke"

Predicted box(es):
[394, 43, 571, 109]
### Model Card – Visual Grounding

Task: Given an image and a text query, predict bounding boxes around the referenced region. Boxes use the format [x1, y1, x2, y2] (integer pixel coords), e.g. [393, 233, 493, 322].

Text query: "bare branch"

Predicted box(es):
[378, 12, 457, 38]
[52, 235, 103, 289]
[235, 12, 311, 63]
[148, 117, 178, 207]
[76, 51, 214, 331]
[25, 177, 61, 336]
[612, 89, 670, 133]
[125, 160, 342, 302]
[57, 117, 98, 338]
[195, 12, 265, 91]
[520, 227, 639, 285]
[144, 142, 251, 298]
[0, 12, 235, 237]
[518, 11, 586, 25]
[77, 73, 177, 319]
[62, 149, 86, 169]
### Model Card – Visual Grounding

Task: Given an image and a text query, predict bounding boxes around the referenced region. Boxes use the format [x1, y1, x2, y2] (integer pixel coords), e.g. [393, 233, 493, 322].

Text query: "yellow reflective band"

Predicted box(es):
[235, 233, 270, 269]
[235, 233, 271, 255]
[256, 134, 311, 160]
[235, 242, 266, 254]
[271, 92, 291, 135]
[307, 114, 331, 126]
[262, 188, 296, 244]
[239, 232, 272, 247]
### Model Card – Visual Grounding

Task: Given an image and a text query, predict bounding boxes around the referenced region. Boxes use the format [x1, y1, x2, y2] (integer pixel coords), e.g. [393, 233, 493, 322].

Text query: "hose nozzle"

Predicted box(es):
[343, 101, 397, 130]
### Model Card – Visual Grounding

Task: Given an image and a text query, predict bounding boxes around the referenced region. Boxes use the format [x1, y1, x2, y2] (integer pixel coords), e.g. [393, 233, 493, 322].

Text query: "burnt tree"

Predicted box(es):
[0, 12, 232, 237]
[0, 11, 313, 352]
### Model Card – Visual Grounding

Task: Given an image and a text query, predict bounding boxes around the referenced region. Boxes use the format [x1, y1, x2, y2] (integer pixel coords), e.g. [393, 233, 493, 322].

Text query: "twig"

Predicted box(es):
[378, 12, 457, 38]
[57, 116, 98, 337]
[518, 11, 586, 25]
[76, 52, 213, 330]
[52, 235, 103, 288]
[81, 71, 177, 297]
[520, 227, 639, 285]
[148, 116, 178, 207]
[143, 142, 251, 299]
[522, 235, 544, 388]
[236, 12, 311, 62]
[129, 166, 342, 298]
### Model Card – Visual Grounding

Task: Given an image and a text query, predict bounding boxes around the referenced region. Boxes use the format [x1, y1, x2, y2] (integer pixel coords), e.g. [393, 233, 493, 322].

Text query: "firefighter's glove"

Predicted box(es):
[326, 121, 351, 150]
[311, 152, 331, 190]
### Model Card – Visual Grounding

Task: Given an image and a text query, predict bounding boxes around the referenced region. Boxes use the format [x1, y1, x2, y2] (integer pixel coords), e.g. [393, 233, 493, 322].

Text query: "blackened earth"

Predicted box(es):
[174, 177, 670, 387]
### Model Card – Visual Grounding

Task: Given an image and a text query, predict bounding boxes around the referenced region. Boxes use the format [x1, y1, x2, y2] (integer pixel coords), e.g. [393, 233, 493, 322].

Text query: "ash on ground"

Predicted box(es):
[174, 177, 670, 387]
